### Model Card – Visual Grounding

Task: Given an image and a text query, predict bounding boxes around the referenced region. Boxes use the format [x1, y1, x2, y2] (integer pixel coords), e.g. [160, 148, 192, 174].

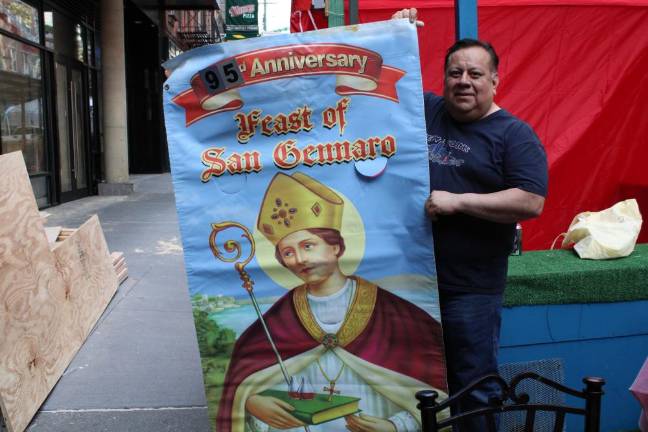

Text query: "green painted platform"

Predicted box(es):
[505, 243, 648, 307]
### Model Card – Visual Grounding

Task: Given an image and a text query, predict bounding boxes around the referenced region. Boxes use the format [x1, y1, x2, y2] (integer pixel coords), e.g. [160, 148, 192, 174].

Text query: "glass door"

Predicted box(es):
[55, 57, 88, 201]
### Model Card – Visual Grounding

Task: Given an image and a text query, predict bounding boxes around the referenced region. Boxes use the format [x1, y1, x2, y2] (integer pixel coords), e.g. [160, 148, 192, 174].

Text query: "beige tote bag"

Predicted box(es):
[557, 199, 643, 259]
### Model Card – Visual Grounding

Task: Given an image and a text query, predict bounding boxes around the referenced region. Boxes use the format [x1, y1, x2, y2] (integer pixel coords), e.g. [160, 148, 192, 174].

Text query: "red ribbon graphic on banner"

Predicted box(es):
[172, 43, 406, 126]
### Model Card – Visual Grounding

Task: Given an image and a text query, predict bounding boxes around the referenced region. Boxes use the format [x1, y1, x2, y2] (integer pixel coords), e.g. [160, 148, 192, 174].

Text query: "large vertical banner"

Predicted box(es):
[225, 0, 259, 40]
[163, 20, 447, 431]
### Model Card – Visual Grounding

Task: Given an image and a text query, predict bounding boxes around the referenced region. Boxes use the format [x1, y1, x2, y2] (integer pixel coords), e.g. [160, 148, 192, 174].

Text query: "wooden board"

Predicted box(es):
[110, 252, 128, 285]
[0, 152, 119, 432]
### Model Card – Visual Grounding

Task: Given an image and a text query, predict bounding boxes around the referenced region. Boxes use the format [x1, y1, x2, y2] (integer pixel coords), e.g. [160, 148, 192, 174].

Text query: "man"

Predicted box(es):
[216, 172, 447, 432]
[392, 9, 548, 429]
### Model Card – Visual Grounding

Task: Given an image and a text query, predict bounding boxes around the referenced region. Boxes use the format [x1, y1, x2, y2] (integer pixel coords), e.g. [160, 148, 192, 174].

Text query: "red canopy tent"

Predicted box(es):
[343, 0, 648, 250]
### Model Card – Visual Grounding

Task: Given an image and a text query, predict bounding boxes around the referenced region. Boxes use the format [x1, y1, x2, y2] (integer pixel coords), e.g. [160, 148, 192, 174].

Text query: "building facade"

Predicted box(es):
[0, 0, 223, 208]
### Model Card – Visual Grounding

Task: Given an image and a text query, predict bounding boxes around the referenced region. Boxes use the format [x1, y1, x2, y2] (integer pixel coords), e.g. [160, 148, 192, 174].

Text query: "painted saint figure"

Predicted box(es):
[216, 172, 447, 432]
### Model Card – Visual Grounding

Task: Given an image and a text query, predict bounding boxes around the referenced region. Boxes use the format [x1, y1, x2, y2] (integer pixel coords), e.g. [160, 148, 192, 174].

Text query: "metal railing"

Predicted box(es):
[167, 9, 222, 51]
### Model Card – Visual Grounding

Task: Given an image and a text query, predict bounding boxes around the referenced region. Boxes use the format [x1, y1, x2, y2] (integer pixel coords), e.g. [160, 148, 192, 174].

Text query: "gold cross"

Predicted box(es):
[323, 381, 341, 402]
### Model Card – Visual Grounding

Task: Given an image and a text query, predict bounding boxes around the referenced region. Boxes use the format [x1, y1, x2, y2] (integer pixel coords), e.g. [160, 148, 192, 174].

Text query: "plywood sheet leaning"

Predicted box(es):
[0, 152, 119, 432]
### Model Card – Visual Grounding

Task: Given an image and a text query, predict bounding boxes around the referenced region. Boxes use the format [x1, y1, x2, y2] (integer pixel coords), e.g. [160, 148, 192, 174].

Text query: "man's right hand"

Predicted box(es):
[246, 395, 305, 429]
[426, 190, 461, 221]
[391, 8, 424, 27]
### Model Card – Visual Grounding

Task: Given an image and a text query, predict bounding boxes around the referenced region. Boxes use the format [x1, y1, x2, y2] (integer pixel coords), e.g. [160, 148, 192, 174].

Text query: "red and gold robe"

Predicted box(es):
[216, 276, 447, 431]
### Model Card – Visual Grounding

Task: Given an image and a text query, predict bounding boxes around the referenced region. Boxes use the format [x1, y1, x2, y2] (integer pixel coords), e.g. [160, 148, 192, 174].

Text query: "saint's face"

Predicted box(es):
[443, 46, 499, 122]
[277, 230, 340, 285]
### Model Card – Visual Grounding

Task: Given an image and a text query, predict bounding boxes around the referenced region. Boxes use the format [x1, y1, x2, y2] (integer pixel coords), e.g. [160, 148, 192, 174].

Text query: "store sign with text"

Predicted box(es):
[225, 0, 258, 40]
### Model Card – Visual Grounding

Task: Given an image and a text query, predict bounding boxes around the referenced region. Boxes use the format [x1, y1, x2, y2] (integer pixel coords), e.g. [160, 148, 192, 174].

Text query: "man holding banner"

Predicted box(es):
[163, 16, 468, 432]
[393, 8, 548, 428]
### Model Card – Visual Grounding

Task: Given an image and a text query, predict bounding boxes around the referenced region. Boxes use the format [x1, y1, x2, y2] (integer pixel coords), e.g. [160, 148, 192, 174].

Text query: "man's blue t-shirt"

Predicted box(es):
[424, 93, 548, 293]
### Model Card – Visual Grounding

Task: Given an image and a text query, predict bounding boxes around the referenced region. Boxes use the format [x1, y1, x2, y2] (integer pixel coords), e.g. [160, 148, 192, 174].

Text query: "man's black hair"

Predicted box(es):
[444, 39, 499, 72]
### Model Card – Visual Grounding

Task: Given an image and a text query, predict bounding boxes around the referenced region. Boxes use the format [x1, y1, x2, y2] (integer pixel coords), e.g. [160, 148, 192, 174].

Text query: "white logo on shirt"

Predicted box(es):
[427, 134, 470, 167]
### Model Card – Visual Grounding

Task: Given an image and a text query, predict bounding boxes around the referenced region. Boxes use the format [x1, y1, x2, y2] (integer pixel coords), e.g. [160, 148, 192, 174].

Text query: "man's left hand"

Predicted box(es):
[345, 413, 397, 432]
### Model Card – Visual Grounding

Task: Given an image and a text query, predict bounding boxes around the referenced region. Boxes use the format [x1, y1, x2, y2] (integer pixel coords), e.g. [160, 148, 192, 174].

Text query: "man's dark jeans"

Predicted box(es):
[439, 289, 504, 431]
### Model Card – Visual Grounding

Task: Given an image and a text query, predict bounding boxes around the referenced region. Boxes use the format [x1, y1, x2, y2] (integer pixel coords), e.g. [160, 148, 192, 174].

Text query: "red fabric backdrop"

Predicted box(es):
[290, 0, 328, 32]
[353, 0, 648, 250]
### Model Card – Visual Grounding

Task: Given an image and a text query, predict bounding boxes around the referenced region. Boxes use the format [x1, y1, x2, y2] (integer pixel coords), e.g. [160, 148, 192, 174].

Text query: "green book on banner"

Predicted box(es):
[259, 389, 361, 425]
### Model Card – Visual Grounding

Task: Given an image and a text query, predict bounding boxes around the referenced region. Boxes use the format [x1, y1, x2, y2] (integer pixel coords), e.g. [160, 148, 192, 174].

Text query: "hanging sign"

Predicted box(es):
[225, 0, 259, 40]
[163, 20, 447, 431]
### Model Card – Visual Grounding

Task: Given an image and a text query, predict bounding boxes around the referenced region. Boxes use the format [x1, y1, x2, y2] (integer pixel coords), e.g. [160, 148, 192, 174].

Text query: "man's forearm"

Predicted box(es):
[456, 188, 545, 223]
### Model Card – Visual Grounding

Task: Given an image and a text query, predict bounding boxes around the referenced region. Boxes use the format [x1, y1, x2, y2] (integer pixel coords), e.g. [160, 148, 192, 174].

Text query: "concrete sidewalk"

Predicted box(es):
[25, 174, 211, 432]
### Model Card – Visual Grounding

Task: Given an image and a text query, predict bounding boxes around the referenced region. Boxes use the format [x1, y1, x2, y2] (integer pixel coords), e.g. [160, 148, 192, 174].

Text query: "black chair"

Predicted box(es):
[498, 358, 566, 430]
[416, 372, 605, 432]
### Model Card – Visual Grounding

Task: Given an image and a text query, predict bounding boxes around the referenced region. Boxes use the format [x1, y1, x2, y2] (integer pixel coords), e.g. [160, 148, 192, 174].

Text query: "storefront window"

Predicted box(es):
[44, 9, 53, 49]
[75, 23, 85, 63]
[0, 0, 39, 43]
[0, 33, 45, 175]
[42, 6, 84, 61]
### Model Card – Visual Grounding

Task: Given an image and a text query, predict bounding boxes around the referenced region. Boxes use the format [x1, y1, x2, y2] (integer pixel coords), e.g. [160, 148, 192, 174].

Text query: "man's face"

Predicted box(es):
[277, 230, 340, 284]
[443, 46, 499, 122]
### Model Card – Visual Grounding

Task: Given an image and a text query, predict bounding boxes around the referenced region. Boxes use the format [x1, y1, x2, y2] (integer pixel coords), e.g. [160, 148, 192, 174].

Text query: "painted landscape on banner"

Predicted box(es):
[163, 20, 447, 431]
